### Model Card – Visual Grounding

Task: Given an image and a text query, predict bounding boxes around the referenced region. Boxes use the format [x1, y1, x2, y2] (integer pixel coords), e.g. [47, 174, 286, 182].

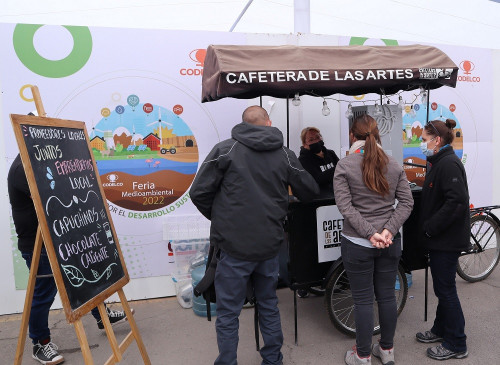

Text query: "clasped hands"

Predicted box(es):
[369, 229, 393, 249]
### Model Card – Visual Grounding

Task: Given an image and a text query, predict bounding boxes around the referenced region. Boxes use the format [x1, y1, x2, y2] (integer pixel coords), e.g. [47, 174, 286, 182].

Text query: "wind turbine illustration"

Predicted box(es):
[89, 120, 105, 138]
[90, 120, 114, 149]
[147, 109, 173, 144]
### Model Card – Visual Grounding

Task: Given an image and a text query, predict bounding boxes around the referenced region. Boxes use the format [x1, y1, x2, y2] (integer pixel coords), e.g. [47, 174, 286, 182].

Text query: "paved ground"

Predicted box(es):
[2, 267, 500, 365]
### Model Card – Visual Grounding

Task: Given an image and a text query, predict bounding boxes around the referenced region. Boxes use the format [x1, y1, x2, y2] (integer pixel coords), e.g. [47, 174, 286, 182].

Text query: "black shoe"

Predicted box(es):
[33, 341, 64, 365]
[97, 307, 135, 329]
[416, 330, 444, 343]
[427, 344, 468, 360]
[297, 289, 309, 298]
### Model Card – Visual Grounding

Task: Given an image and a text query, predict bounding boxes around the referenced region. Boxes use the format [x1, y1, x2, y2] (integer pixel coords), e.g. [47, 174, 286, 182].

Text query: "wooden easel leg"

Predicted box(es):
[74, 319, 95, 365]
[14, 227, 43, 365]
[98, 302, 122, 362]
[31, 85, 47, 117]
[118, 289, 151, 365]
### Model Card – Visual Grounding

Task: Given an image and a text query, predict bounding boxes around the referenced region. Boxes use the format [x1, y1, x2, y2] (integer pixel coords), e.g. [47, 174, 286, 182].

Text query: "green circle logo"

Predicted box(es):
[349, 37, 399, 46]
[13, 24, 92, 78]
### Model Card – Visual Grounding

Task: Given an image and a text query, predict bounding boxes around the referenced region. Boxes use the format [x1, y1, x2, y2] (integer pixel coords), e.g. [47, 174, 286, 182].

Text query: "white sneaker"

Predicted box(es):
[345, 346, 371, 364]
[372, 343, 394, 365]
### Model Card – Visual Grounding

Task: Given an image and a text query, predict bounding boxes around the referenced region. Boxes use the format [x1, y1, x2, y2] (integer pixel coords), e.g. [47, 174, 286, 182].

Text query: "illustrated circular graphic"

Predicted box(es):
[53, 71, 219, 217]
[13, 24, 92, 78]
[127, 94, 140, 107]
[402, 103, 464, 187]
[93, 101, 198, 211]
[19, 84, 34, 102]
[101, 108, 111, 117]
[349, 37, 398, 46]
[173, 104, 184, 115]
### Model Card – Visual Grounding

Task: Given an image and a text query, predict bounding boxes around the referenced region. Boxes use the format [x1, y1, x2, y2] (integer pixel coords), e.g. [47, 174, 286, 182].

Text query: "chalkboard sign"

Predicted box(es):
[10, 114, 129, 322]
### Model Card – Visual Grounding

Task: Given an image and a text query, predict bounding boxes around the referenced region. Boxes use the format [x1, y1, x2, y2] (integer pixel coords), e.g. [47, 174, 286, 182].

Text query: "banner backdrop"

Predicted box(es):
[0, 24, 494, 292]
[0, 24, 247, 286]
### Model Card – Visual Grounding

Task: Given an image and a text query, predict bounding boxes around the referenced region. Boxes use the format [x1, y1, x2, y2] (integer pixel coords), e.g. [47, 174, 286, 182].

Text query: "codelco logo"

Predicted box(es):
[103, 173, 123, 187]
[180, 49, 206, 76]
[458, 60, 480, 83]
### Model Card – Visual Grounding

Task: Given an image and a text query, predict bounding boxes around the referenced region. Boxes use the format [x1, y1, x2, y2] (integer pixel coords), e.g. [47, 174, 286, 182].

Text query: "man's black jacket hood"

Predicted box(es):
[231, 122, 283, 151]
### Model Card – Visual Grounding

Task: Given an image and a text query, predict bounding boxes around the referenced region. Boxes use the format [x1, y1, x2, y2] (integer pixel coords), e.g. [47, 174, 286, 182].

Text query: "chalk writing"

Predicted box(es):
[19, 123, 125, 310]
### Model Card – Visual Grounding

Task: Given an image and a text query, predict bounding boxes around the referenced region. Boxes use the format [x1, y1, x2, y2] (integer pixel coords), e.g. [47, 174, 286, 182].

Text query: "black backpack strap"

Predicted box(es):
[193, 245, 216, 297]
[254, 300, 260, 351]
[247, 274, 260, 351]
[206, 290, 212, 321]
[193, 243, 219, 322]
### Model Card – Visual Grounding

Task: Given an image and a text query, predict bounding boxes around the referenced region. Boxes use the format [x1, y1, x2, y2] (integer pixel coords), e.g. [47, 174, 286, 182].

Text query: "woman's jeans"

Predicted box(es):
[22, 249, 102, 343]
[429, 250, 467, 353]
[341, 237, 401, 357]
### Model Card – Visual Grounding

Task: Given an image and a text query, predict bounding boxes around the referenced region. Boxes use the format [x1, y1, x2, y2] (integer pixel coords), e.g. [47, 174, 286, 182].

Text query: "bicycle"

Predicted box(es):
[458, 205, 500, 282]
[323, 204, 500, 337]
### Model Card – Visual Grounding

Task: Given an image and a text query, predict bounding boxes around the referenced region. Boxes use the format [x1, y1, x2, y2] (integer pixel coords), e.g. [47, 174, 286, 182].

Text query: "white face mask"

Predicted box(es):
[420, 137, 436, 157]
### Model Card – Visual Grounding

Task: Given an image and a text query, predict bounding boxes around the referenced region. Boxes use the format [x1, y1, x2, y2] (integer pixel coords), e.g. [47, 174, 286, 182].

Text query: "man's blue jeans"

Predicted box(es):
[214, 251, 283, 365]
[429, 250, 467, 353]
[22, 250, 102, 343]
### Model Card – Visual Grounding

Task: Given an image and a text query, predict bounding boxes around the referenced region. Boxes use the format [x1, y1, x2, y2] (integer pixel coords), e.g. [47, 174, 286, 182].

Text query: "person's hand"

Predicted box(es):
[380, 229, 393, 246]
[369, 232, 388, 249]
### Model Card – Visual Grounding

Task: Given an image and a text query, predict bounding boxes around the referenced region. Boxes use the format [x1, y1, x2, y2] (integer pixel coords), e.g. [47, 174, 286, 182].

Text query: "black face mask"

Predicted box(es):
[309, 140, 324, 154]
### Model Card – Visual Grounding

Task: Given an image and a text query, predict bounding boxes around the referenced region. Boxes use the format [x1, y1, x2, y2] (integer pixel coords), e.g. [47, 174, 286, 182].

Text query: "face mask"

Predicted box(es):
[420, 138, 435, 157]
[309, 140, 324, 154]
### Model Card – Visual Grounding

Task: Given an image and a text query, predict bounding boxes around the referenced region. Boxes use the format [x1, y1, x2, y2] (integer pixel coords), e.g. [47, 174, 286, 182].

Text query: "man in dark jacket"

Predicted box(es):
[298, 127, 339, 198]
[190, 105, 319, 365]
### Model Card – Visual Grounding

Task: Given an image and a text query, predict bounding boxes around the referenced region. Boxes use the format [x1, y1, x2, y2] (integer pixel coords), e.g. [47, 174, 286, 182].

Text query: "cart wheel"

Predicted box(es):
[308, 286, 325, 296]
[324, 262, 408, 337]
[457, 214, 500, 282]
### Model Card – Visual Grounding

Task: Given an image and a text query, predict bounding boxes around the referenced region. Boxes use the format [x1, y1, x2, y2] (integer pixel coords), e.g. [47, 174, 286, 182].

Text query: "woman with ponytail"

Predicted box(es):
[334, 114, 413, 365]
[415, 119, 469, 361]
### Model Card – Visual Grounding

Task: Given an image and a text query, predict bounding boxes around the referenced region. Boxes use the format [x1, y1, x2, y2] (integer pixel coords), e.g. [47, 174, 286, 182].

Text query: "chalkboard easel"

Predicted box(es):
[11, 86, 151, 365]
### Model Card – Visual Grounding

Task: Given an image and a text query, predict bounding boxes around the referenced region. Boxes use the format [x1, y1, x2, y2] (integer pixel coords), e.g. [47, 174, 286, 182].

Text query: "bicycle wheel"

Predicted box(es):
[457, 214, 500, 282]
[324, 262, 407, 337]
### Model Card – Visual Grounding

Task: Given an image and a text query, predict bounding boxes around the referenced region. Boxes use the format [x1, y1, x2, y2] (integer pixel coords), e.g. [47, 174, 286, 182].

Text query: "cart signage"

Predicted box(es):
[316, 205, 344, 263]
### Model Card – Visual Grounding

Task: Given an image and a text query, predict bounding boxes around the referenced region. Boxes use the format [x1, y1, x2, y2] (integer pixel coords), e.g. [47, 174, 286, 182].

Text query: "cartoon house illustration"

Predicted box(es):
[143, 133, 161, 151]
[90, 136, 106, 151]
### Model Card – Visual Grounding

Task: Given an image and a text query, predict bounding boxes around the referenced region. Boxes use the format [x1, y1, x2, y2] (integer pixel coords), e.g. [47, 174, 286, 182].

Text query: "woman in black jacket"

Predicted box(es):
[416, 119, 470, 361]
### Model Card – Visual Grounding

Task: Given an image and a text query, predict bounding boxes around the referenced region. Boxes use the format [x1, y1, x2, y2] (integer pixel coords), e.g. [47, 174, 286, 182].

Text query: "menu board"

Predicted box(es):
[10, 114, 128, 322]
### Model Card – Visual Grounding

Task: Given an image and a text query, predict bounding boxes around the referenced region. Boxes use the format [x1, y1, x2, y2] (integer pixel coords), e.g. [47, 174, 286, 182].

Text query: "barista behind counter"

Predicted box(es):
[299, 127, 340, 198]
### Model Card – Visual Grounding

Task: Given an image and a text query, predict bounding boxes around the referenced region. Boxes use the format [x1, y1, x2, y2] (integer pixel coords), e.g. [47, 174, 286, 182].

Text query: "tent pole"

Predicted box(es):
[229, 0, 254, 32]
[426, 86, 430, 124]
[286, 98, 290, 148]
[294, 0, 310, 33]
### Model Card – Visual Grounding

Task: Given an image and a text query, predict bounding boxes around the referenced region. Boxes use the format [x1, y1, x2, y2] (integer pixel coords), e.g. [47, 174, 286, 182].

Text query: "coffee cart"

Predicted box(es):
[200, 44, 500, 340]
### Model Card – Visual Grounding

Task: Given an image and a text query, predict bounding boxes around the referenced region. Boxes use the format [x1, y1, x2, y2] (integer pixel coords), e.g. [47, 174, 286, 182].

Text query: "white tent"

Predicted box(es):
[1, 0, 500, 49]
[0, 0, 499, 315]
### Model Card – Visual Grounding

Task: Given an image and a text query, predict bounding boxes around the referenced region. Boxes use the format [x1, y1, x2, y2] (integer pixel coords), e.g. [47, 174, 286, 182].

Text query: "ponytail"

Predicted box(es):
[351, 114, 389, 196]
